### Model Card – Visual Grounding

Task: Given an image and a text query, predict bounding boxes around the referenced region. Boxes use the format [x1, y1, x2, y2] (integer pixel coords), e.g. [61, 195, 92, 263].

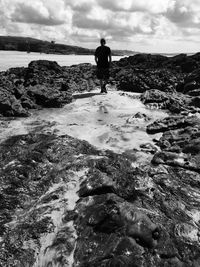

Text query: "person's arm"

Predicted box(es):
[108, 50, 112, 67]
[95, 48, 98, 65]
[95, 55, 98, 65]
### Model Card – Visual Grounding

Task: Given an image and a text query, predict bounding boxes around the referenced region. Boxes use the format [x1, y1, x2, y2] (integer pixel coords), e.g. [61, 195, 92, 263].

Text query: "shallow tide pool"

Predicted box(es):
[0, 89, 168, 154]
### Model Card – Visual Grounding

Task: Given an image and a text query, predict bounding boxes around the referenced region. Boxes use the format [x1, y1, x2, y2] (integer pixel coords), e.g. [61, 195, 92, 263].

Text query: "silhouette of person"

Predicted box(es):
[95, 38, 112, 93]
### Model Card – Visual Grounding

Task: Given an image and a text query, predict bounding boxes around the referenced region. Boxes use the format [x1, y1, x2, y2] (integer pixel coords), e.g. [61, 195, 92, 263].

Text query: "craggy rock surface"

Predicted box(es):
[111, 53, 200, 95]
[0, 131, 200, 266]
[0, 60, 98, 116]
[1, 53, 200, 266]
[0, 133, 100, 266]
[150, 114, 200, 171]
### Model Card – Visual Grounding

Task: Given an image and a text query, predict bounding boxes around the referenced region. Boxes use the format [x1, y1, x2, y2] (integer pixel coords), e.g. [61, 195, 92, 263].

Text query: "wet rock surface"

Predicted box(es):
[0, 133, 100, 266]
[1, 131, 200, 266]
[1, 53, 200, 266]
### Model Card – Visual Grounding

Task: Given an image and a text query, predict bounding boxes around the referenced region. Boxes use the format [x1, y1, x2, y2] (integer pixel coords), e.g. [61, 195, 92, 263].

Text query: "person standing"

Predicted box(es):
[95, 38, 112, 93]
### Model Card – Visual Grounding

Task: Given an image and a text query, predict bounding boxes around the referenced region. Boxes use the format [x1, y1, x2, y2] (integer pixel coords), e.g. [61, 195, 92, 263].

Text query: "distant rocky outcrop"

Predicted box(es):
[0, 36, 135, 56]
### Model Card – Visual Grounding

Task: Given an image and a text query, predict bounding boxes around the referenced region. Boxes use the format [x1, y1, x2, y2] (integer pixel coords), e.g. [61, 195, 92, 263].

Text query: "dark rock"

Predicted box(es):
[188, 88, 200, 96]
[141, 89, 169, 104]
[183, 81, 198, 93]
[27, 85, 72, 107]
[141, 89, 193, 113]
[0, 60, 77, 116]
[0, 89, 28, 117]
[28, 60, 62, 73]
[126, 112, 151, 123]
[147, 115, 198, 134]
[190, 96, 200, 108]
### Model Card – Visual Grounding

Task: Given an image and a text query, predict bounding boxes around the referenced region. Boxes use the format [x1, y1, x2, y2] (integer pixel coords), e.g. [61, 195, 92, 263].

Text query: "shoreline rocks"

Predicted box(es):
[1, 53, 200, 266]
[1, 52, 200, 117]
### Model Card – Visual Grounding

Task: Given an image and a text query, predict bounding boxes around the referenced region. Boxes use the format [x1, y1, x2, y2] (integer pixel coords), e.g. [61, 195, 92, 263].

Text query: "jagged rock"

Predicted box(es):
[140, 143, 158, 154]
[27, 85, 72, 107]
[188, 88, 200, 96]
[141, 89, 193, 113]
[28, 60, 62, 73]
[115, 68, 182, 93]
[126, 112, 151, 123]
[0, 89, 28, 117]
[141, 89, 169, 104]
[0, 60, 76, 116]
[147, 115, 198, 134]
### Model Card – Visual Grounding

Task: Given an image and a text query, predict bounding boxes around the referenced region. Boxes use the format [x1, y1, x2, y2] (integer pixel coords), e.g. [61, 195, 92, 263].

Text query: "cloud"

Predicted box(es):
[166, 0, 200, 28]
[97, 0, 175, 14]
[0, 0, 200, 52]
[72, 5, 158, 40]
[11, 1, 66, 25]
[65, 0, 94, 12]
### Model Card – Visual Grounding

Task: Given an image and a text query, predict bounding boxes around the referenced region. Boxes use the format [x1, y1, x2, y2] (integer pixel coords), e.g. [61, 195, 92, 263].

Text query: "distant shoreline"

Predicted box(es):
[0, 36, 135, 56]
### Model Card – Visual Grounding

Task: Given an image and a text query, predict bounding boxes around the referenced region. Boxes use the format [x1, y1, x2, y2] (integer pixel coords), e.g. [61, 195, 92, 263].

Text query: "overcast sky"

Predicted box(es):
[1, 0, 200, 53]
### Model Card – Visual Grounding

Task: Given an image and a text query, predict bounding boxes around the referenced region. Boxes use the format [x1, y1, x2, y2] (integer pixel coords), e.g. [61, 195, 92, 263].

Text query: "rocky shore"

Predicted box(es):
[0, 53, 200, 266]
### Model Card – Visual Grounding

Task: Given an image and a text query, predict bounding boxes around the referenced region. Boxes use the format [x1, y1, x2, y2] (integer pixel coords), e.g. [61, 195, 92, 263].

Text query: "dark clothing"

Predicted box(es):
[96, 68, 110, 80]
[95, 45, 111, 68]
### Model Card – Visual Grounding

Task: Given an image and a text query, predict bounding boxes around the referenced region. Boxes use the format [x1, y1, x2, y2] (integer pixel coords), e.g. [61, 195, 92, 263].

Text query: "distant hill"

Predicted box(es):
[0, 36, 135, 56]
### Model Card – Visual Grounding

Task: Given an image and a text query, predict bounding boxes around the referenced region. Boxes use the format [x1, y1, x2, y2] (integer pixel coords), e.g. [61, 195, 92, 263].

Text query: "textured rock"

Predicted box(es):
[0, 60, 79, 116]
[147, 115, 198, 134]
[0, 127, 200, 266]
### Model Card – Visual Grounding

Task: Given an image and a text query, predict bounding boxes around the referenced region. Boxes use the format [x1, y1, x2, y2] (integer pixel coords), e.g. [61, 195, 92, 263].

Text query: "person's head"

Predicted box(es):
[100, 38, 106, 46]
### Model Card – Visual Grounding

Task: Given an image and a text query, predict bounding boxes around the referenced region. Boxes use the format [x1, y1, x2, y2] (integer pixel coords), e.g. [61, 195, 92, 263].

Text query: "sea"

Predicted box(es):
[0, 50, 124, 71]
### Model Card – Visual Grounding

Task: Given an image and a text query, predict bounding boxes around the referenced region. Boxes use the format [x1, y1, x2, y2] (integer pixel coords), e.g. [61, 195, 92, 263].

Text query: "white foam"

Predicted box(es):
[0, 90, 168, 154]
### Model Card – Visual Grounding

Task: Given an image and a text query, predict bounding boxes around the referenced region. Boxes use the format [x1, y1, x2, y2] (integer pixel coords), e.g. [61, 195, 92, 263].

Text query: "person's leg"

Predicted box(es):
[100, 79, 104, 93]
[102, 68, 109, 93]
[97, 68, 103, 93]
[102, 79, 108, 93]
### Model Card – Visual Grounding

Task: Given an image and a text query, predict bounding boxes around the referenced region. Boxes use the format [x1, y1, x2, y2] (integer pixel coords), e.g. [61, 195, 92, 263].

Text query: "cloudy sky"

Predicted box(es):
[1, 0, 200, 53]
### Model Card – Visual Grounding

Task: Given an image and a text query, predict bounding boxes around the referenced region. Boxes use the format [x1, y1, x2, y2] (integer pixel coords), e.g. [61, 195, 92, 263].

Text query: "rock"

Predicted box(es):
[0, 60, 77, 116]
[147, 115, 198, 134]
[115, 68, 182, 93]
[0, 89, 28, 117]
[141, 89, 193, 113]
[140, 143, 158, 154]
[141, 89, 169, 104]
[126, 112, 151, 123]
[27, 85, 72, 107]
[190, 96, 200, 108]
[188, 88, 200, 96]
[28, 60, 62, 73]
[183, 81, 198, 93]
[0, 132, 199, 266]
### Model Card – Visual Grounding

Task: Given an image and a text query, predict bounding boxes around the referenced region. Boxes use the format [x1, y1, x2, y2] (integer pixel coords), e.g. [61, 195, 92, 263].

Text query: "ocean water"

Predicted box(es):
[0, 50, 123, 71]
